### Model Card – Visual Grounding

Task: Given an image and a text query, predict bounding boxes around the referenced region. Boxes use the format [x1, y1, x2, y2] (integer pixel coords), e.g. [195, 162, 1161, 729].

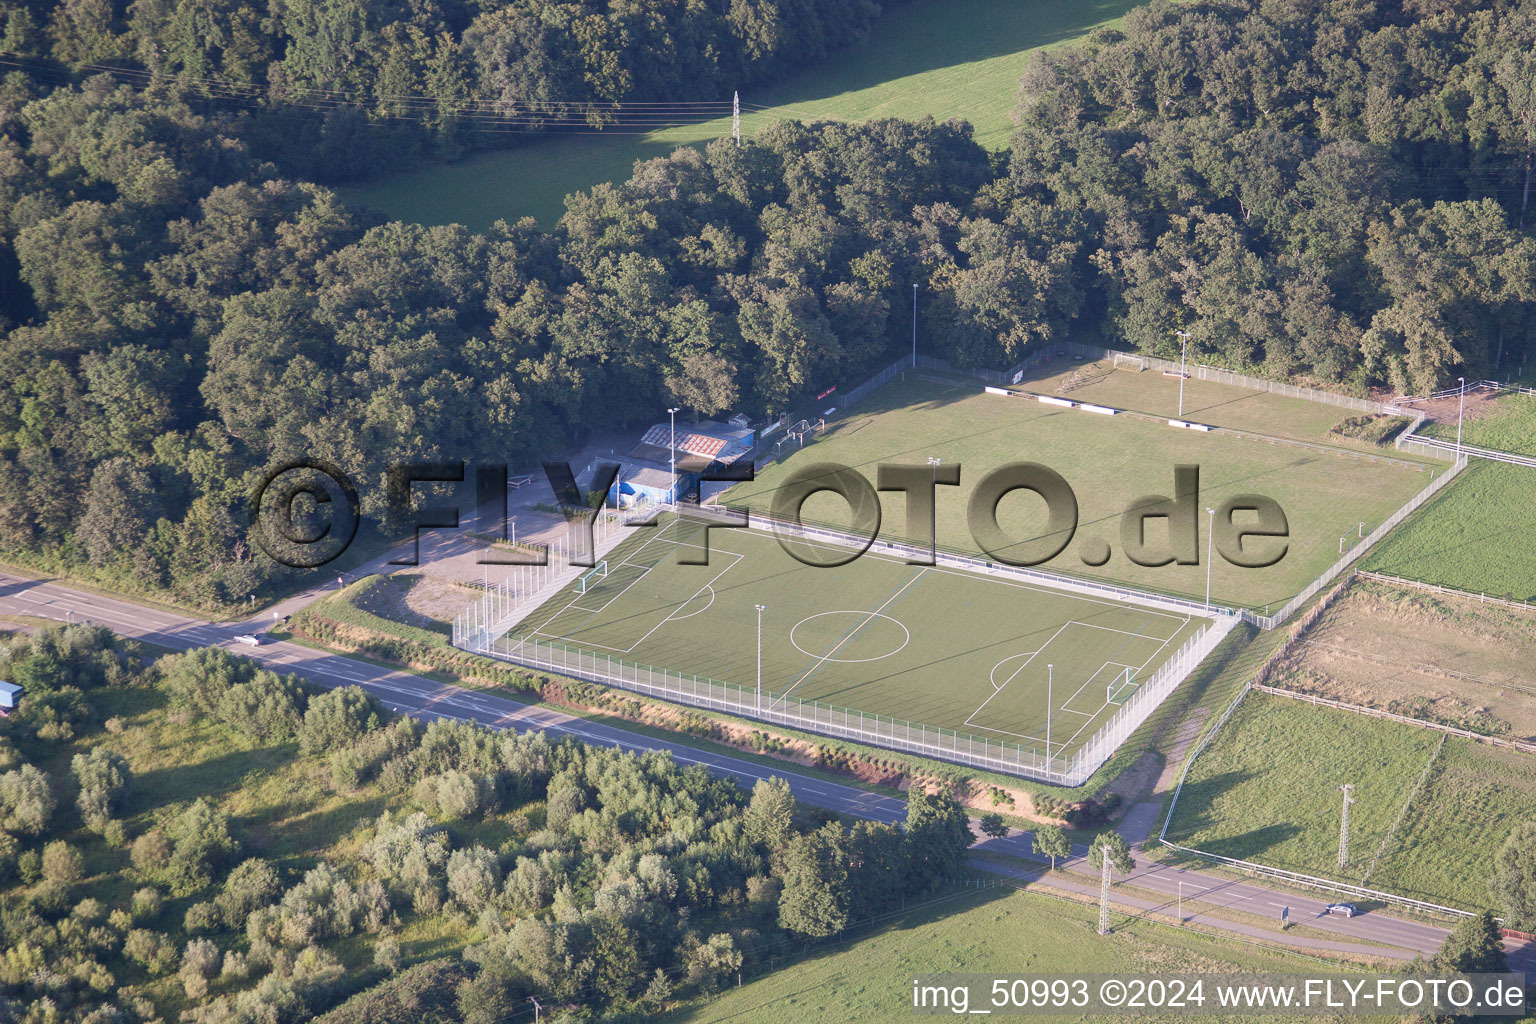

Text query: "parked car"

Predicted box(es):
[1324, 902, 1359, 918]
[233, 634, 263, 647]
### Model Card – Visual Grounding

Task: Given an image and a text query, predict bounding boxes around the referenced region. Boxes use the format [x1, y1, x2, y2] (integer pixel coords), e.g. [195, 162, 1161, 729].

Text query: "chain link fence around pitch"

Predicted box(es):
[468, 605, 1235, 786]
[453, 498, 1239, 786]
[1239, 454, 1465, 630]
[450, 343, 1461, 783]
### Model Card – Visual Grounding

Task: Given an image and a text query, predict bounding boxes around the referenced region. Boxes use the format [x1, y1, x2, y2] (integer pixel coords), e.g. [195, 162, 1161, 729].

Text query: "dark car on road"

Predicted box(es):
[1324, 902, 1360, 918]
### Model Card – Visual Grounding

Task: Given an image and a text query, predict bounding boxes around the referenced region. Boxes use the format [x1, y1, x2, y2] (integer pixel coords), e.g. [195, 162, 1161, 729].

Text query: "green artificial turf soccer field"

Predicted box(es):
[498, 517, 1207, 761]
[730, 370, 1434, 610]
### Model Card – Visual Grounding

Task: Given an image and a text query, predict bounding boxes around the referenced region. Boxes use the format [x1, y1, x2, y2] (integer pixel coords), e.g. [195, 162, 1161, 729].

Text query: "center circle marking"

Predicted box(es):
[789, 610, 911, 663]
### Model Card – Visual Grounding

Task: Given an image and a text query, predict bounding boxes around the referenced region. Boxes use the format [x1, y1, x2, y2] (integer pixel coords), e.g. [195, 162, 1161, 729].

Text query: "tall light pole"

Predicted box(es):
[1204, 507, 1216, 611]
[1045, 664, 1053, 767]
[755, 603, 766, 713]
[912, 283, 919, 368]
[927, 456, 942, 557]
[1338, 783, 1355, 869]
[667, 406, 680, 504]
[1175, 330, 1192, 416]
[1178, 880, 1187, 924]
[1456, 376, 1466, 458]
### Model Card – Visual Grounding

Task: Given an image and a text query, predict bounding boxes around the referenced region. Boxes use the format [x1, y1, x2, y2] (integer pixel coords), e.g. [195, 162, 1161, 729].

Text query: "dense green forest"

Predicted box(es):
[0, 0, 1534, 610]
[0, 623, 976, 1023]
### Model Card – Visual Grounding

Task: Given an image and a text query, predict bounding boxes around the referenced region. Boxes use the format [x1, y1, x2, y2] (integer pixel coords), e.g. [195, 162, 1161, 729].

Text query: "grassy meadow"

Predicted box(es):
[1165, 691, 1535, 910]
[1363, 460, 1536, 601]
[340, 0, 1142, 229]
[660, 886, 1353, 1024]
[1421, 392, 1536, 457]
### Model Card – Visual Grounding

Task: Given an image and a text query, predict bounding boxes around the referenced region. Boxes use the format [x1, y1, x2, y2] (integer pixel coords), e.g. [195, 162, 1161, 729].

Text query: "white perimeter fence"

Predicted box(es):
[453, 500, 1239, 785]
[448, 341, 1489, 785]
[452, 503, 660, 653]
[1157, 680, 1472, 918]
[471, 605, 1236, 787]
[1238, 455, 1466, 630]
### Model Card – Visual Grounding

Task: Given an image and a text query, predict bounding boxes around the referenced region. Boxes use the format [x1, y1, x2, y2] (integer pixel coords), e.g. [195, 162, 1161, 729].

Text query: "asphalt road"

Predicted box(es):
[3, 568, 1530, 972]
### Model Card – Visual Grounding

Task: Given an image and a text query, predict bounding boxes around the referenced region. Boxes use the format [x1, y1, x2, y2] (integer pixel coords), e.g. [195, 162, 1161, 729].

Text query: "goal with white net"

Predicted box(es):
[576, 561, 609, 594]
[1113, 353, 1146, 372]
[1106, 668, 1138, 704]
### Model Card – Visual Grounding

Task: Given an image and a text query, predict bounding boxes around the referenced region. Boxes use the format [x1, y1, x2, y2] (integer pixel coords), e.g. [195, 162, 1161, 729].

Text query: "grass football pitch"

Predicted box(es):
[730, 369, 1433, 610]
[497, 517, 1207, 761]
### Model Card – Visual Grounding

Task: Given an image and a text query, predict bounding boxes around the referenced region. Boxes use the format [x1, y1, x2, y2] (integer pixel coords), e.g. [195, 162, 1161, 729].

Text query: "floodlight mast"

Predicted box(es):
[667, 407, 680, 504]
[755, 604, 766, 714]
[1175, 330, 1192, 416]
[1046, 664, 1053, 770]
[1204, 507, 1216, 610]
[1338, 783, 1355, 869]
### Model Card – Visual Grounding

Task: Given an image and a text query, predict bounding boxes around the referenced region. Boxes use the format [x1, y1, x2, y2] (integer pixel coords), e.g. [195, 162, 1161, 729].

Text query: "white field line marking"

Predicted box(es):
[963, 613, 1193, 749]
[523, 519, 686, 635]
[965, 623, 1075, 727]
[771, 530, 1195, 633]
[923, 561, 1193, 631]
[1054, 616, 1189, 747]
[665, 584, 716, 621]
[776, 568, 929, 705]
[988, 650, 1046, 692]
[540, 550, 744, 657]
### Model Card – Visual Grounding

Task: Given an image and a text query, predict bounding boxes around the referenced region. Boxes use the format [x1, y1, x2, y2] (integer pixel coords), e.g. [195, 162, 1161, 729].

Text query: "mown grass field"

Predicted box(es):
[728, 373, 1430, 609]
[340, 0, 1141, 229]
[500, 515, 1207, 760]
[1021, 359, 1426, 455]
[1164, 691, 1536, 910]
[660, 887, 1351, 1024]
[1363, 460, 1536, 601]
[1368, 740, 1536, 910]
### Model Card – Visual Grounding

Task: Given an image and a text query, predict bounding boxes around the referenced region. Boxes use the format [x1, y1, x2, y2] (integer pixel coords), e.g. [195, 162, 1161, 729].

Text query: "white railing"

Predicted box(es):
[1158, 838, 1471, 918]
[466, 613, 1231, 787]
[1355, 569, 1535, 611]
[1251, 684, 1536, 754]
[1393, 432, 1536, 468]
[1239, 456, 1467, 631]
[452, 503, 1236, 786]
[451, 502, 658, 652]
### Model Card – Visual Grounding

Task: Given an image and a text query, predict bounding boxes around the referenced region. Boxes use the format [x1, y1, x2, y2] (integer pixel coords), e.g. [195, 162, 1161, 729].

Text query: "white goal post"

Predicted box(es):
[1113, 353, 1146, 372]
[575, 560, 609, 593]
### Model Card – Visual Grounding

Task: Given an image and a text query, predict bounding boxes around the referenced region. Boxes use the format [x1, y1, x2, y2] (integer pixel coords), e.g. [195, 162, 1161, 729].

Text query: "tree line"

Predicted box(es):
[0, 0, 886, 180]
[0, 624, 978, 1023]
[0, 0, 1534, 609]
